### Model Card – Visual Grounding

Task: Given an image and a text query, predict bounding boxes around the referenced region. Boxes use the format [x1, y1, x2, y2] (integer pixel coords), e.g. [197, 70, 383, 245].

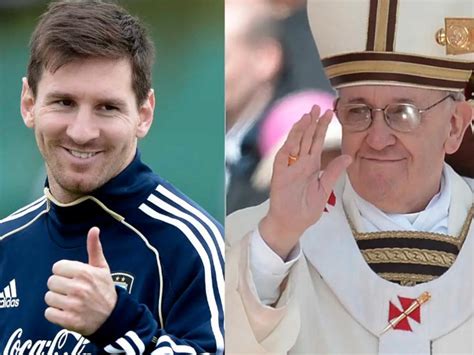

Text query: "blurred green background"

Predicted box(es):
[0, 0, 224, 222]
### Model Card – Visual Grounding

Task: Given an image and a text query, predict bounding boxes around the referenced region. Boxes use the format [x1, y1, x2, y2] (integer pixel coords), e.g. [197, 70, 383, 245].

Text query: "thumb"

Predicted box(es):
[319, 154, 352, 195]
[87, 227, 109, 270]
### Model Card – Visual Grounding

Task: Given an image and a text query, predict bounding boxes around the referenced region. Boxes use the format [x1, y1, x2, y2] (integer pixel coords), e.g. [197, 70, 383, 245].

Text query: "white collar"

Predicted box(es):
[301, 166, 473, 353]
[346, 165, 451, 234]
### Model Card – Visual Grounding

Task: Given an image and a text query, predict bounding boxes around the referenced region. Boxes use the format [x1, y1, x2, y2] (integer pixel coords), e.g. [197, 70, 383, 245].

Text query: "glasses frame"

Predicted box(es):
[333, 94, 455, 133]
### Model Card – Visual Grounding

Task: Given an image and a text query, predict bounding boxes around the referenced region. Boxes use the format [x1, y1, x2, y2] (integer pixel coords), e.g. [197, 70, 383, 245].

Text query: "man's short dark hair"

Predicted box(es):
[27, 0, 155, 105]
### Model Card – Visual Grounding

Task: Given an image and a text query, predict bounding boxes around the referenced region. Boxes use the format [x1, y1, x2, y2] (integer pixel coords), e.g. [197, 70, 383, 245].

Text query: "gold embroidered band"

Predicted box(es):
[322, 52, 472, 91]
[347, 206, 473, 286]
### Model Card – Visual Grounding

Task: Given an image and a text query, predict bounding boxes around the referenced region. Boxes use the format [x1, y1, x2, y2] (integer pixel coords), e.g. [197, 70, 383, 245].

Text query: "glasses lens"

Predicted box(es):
[385, 104, 421, 132]
[336, 105, 372, 131]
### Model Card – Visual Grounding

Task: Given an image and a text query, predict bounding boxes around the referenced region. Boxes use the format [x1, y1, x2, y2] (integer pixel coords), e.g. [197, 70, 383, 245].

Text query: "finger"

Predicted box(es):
[310, 109, 333, 156]
[300, 105, 321, 156]
[87, 227, 109, 270]
[45, 306, 76, 331]
[45, 306, 66, 326]
[274, 113, 311, 168]
[52, 260, 88, 278]
[44, 290, 72, 310]
[318, 154, 352, 196]
[284, 113, 310, 156]
[47, 274, 77, 295]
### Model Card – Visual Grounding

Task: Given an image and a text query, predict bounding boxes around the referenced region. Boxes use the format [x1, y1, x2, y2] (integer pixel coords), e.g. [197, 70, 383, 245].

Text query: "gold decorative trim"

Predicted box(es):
[362, 248, 456, 268]
[325, 60, 471, 82]
[323, 52, 474, 66]
[374, 0, 390, 51]
[457, 205, 474, 246]
[348, 205, 474, 251]
[436, 18, 474, 55]
[378, 272, 436, 286]
[354, 230, 459, 246]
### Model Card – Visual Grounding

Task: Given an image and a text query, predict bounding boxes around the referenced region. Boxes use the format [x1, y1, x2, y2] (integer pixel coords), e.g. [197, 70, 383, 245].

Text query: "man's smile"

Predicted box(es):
[64, 148, 101, 160]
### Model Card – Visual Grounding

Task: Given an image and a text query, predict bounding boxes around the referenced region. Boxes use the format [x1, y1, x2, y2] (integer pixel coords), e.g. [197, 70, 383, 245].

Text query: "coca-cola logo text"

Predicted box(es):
[4, 328, 91, 355]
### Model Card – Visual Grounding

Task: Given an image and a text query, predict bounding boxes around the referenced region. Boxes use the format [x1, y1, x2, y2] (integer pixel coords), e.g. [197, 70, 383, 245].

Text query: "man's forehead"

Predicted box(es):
[37, 57, 134, 98]
[337, 85, 445, 102]
[44, 57, 131, 76]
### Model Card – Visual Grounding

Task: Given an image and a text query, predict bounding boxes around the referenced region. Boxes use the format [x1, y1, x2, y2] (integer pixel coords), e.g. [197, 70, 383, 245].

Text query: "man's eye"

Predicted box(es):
[101, 105, 118, 111]
[347, 106, 369, 115]
[387, 105, 407, 115]
[55, 100, 73, 107]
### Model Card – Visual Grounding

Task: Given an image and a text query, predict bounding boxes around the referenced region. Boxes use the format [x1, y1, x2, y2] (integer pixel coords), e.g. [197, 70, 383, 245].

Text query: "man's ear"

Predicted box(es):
[137, 89, 155, 138]
[20, 77, 36, 128]
[444, 100, 473, 154]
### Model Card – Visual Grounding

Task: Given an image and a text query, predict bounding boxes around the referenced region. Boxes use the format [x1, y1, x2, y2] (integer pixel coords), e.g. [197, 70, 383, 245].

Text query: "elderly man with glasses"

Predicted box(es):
[225, 1, 473, 354]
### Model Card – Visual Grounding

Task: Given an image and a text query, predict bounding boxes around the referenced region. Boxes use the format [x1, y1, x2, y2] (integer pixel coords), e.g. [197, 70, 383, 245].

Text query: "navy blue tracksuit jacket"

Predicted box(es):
[0, 152, 224, 354]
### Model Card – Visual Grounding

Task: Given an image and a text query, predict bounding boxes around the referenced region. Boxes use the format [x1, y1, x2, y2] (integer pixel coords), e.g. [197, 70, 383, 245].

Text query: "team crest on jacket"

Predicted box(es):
[112, 272, 134, 294]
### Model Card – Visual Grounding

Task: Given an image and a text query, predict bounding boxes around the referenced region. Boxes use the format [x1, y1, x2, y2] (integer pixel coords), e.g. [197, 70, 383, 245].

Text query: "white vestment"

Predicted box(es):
[226, 165, 474, 354]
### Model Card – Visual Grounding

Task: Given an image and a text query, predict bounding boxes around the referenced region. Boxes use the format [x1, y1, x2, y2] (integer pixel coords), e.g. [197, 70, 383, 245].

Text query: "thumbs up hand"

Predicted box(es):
[44, 227, 117, 336]
[87, 226, 110, 270]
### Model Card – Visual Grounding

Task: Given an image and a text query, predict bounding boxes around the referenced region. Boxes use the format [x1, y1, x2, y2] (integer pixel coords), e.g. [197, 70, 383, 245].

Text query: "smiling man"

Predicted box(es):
[0, 1, 223, 354]
[226, 0, 473, 354]
[26, 58, 147, 203]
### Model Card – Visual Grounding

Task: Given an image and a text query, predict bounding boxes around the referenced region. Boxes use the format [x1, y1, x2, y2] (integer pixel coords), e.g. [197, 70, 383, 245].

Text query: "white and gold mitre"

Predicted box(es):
[307, 0, 474, 100]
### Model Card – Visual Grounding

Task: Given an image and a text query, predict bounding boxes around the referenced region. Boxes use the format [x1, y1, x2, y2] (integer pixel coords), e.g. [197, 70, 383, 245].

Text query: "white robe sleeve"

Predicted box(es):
[250, 229, 301, 305]
[225, 202, 302, 353]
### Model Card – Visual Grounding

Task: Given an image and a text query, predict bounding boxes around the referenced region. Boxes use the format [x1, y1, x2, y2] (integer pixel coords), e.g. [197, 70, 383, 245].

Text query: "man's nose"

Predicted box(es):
[364, 110, 397, 150]
[65, 107, 100, 144]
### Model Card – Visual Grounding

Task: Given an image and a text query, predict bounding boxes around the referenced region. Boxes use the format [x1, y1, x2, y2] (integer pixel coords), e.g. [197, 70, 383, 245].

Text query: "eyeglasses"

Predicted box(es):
[334, 94, 454, 132]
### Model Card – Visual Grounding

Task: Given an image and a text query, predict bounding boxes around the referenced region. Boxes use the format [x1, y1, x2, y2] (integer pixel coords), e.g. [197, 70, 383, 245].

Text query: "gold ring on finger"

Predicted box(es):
[288, 154, 299, 166]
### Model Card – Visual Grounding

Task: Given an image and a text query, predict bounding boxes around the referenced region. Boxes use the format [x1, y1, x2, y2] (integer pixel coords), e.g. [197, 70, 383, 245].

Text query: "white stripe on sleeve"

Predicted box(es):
[156, 186, 224, 256]
[126, 331, 145, 354]
[155, 335, 197, 354]
[104, 344, 123, 353]
[116, 337, 136, 355]
[147, 194, 224, 314]
[151, 346, 173, 355]
[1, 198, 46, 223]
[138, 204, 223, 353]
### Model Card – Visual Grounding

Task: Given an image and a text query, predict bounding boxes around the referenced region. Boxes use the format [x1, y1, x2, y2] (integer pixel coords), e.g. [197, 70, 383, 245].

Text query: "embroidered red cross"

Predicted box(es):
[388, 296, 421, 332]
[323, 191, 336, 212]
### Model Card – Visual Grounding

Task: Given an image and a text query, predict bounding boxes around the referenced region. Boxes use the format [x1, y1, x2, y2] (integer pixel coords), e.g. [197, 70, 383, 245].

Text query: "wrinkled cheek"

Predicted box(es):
[353, 159, 397, 184]
[345, 162, 358, 181]
[33, 129, 48, 159]
[33, 120, 64, 155]
[340, 134, 361, 157]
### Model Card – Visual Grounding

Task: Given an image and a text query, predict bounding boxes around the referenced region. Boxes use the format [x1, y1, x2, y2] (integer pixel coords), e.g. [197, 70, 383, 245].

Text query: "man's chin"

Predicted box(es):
[353, 173, 399, 202]
[55, 178, 105, 199]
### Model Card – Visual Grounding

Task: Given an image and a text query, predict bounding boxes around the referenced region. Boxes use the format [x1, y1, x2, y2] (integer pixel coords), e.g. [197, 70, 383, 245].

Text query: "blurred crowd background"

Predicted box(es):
[225, 0, 340, 214]
[0, 0, 344, 220]
[0, 0, 224, 222]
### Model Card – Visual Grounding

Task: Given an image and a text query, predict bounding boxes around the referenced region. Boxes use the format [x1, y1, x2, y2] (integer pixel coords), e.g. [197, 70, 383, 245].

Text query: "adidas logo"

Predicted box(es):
[0, 279, 20, 309]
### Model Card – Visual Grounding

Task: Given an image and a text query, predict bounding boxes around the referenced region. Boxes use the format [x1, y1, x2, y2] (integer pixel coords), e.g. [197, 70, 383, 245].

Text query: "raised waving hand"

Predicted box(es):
[259, 105, 352, 259]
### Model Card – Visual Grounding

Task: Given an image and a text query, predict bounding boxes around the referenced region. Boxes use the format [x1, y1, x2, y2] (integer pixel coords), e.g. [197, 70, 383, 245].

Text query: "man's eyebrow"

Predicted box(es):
[44, 91, 127, 107]
[98, 98, 128, 107]
[338, 97, 367, 105]
[44, 91, 74, 100]
[389, 97, 417, 104]
[346, 97, 367, 104]
[342, 97, 417, 105]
